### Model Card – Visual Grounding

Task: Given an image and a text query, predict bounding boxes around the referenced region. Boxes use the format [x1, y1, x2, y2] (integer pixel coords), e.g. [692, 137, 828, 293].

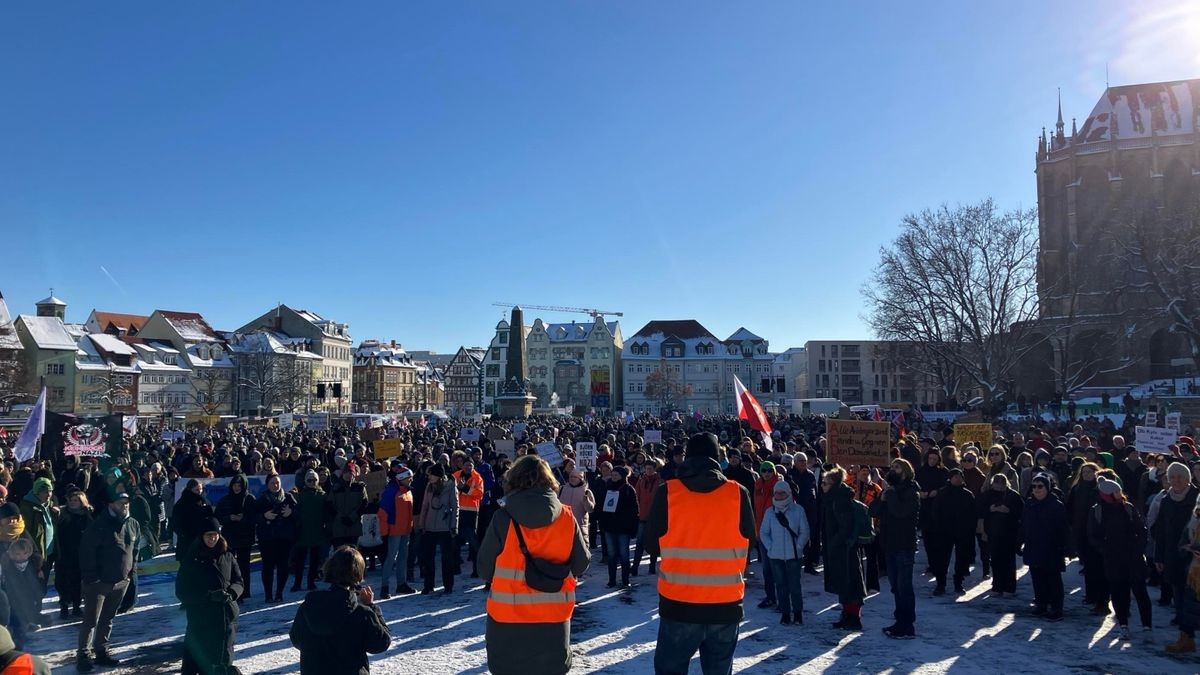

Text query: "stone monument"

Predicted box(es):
[495, 306, 536, 418]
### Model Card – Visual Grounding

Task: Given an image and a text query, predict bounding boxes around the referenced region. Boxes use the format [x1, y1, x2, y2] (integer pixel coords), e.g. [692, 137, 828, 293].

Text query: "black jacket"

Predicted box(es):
[1088, 499, 1147, 574]
[289, 586, 391, 675]
[255, 490, 299, 543]
[215, 489, 257, 550]
[978, 488, 1024, 550]
[644, 455, 756, 625]
[870, 479, 920, 553]
[1021, 495, 1067, 570]
[1153, 486, 1200, 582]
[79, 506, 140, 585]
[595, 481, 639, 536]
[932, 484, 977, 542]
[172, 490, 215, 560]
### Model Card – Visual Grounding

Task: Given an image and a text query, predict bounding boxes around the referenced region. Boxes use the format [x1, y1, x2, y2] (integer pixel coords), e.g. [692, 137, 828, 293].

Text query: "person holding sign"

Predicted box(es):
[597, 467, 639, 589]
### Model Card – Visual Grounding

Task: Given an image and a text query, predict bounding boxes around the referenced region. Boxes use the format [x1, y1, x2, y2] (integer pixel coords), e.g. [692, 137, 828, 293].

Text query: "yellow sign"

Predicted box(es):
[826, 419, 892, 468]
[954, 423, 994, 451]
[374, 437, 403, 459]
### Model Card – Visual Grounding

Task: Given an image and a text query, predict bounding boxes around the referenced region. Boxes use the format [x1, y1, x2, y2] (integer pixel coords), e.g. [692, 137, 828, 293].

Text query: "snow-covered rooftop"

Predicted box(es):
[1076, 79, 1200, 145]
[88, 332, 137, 357]
[17, 315, 77, 350]
[158, 310, 219, 341]
[0, 293, 20, 350]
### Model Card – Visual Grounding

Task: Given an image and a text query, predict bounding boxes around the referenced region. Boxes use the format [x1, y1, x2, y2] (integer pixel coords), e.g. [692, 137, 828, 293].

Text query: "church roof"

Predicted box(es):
[1076, 79, 1200, 145]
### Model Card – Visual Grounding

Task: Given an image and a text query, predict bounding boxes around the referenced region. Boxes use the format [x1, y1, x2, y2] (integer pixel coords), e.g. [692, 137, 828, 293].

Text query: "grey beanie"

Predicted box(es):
[1166, 462, 1191, 482]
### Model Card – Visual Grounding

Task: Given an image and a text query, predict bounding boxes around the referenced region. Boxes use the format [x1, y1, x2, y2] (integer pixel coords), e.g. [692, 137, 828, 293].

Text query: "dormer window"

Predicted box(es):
[199, 345, 211, 360]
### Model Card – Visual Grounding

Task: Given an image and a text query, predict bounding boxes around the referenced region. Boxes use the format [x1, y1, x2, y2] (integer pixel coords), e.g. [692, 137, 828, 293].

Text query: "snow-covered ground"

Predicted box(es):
[31, 548, 1200, 674]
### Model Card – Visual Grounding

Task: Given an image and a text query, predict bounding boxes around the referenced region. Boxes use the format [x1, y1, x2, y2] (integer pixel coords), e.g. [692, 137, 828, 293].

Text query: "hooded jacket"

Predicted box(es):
[644, 455, 756, 625]
[289, 586, 391, 675]
[476, 487, 590, 675]
[19, 477, 57, 560]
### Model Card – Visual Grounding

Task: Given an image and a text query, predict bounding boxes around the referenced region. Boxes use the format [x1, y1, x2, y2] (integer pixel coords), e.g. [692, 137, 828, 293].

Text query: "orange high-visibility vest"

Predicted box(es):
[0, 653, 33, 675]
[486, 505, 578, 623]
[658, 480, 748, 604]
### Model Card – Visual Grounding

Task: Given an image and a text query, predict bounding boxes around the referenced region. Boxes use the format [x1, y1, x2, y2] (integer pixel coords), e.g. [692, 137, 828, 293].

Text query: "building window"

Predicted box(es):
[46, 363, 64, 375]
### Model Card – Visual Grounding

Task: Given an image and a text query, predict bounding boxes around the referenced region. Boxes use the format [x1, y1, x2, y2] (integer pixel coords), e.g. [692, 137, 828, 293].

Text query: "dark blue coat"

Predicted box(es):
[1022, 495, 1067, 570]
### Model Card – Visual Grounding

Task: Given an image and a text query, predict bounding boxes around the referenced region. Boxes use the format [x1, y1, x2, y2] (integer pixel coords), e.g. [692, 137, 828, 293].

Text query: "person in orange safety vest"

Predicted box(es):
[478, 455, 590, 675]
[645, 432, 756, 675]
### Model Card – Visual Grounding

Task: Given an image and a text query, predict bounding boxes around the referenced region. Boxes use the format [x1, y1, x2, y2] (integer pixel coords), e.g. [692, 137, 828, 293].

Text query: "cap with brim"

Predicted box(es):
[113, 493, 131, 502]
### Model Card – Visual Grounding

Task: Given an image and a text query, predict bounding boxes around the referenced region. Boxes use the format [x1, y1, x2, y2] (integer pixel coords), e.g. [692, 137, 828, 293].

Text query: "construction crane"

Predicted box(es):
[492, 302, 623, 320]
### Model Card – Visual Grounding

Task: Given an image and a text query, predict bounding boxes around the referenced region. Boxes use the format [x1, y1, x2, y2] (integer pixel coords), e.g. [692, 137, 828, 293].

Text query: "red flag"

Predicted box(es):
[873, 407, 883, 422]
[892, 411, 906, 438]
[0, 428, 7, 439]
[733, 375, 772, 434]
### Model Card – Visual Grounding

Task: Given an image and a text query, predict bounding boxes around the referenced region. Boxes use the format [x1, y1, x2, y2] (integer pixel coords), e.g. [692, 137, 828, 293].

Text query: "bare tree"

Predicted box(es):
[0, 341, 34, 410]
[863, 199, 1047, 404]
[90, 369, 135, 414]
[276, 356, 312, 413]
[189, 368, 232, 416]
[643, 362, 693, 411]
[1107, 199, 1200, 360]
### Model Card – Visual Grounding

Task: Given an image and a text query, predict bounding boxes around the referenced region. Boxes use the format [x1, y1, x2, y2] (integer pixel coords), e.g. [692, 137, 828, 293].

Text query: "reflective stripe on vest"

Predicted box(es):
[658, 480, 748, 604]
[486, 505, 578, 624]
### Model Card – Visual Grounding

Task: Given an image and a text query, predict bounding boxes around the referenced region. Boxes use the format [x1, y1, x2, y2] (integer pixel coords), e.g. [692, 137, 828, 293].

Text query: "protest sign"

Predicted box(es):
[575, 442, 598, 470]
[173, 474, 296, 506]
[825, 419, 891, 467]
[954, 423, 994, 451]
[493, 439, 515, 456]
[487, 427, 508, 441]
[305, 414, 329, 431]
[460, 428, 481, 442]
[1136, 425, 1175, 453]
[160, 430, 185, 442]
[644, 430, 663, 445]
[513, 423, 527, 440]
[278, 413, 294, 428]
[536, 442, 563, 467]
[362, 470, 389, 499]
[374, 437, 404, 459]
[602, 489, 619, 513]
[1166, 412, 1182, 433]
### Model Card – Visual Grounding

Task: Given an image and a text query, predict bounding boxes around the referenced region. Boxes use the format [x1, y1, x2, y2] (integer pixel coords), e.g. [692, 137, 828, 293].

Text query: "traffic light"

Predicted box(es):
[317, 383, 326, 400]
[333, 382, 343, 398]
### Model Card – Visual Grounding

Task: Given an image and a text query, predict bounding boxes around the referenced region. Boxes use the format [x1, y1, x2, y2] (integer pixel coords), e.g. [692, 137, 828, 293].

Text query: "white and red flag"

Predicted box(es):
[733, 375, 773, 450]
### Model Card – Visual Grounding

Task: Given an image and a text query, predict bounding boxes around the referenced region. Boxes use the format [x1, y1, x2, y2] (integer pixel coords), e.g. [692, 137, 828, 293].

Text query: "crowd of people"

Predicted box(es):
[0, 408, 1197, 673]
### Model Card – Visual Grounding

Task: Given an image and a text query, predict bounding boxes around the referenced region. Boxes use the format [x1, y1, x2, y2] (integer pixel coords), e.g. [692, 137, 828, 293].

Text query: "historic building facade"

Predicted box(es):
[1028, 79, 1200, 396]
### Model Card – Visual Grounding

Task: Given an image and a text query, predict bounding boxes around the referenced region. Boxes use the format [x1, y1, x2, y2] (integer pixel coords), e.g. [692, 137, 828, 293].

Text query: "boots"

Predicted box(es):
[381, 586, 391, 600]
[1166, 631, 1196, 655]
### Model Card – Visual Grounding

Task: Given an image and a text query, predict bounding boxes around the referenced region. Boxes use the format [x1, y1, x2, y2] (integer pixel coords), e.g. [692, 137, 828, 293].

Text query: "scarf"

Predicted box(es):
[0, 517, 24, 542]
[773, 495, 793, 511]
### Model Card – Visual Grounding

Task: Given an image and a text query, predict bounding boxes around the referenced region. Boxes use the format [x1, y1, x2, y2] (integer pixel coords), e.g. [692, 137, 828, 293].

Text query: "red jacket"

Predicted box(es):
[753, 475, 779, 529]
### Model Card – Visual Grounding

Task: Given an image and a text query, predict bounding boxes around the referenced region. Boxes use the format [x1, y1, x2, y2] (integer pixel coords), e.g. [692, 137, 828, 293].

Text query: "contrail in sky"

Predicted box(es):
[100, 266, 127, 296]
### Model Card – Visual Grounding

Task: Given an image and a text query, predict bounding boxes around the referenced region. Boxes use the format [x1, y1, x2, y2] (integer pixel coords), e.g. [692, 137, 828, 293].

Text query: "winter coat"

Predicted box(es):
[215, 487, 257, 550]
[1066, 479, 1100, 555]
[477, 488, 590, 675]
[822, 481, 866, 603]
[172, 490, 215, 560]
[140, 472, 171, 524]
[634, 474, 660, 522]
[175, 538, 243, 675]
[759, 502, 809, 561]
[376, 483, 414, 538]
[295, 487, 332, 547]
[1088, 499, 1148, 577]
[915, 463, 949, 530]
[1153, 486, 1200, 583]
[557, 481, 595, 544]
[79, 506, 139, 585]
[961, 466, 988, 498]
[18, 488, 57, 561]
[793, 469, 819, 525]
[989, 461, 1020, 496]
[327, 480, 367, 540]
[978, 487, 1024, 552]
[932, 484, 977, 544]
[55, 506, 93, 602]
[1, 554, 43, 629]
[255, 489, 299, 544]
[1022, 494, 1067, 570]
[452, 469, 485, 512]
[753, 476, 780, 531]
[870, 479, 920, 553]
[289, 586, 391, 675]
[596, 480, 639, 537]
[129, 491, 159, 561]
[415, 480, 459, 535]
[644, 455, 757, 625]
[723, 463, 757, 498]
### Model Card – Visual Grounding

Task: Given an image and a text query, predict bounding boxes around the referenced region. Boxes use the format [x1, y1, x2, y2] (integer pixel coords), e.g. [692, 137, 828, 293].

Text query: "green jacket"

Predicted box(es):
[19, 480, 58, 560]
[296, 487, 331, 547]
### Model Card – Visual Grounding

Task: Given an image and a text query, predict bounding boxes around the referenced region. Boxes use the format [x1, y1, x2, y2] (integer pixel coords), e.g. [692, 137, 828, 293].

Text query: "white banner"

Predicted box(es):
[1136, 425, 1175, 453]
[536, 441, 563, 467]
[644, 430, 663, 445]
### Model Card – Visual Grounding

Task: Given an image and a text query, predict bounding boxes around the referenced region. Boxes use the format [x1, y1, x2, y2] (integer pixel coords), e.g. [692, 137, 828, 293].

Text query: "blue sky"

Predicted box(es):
[3, 1, 1198, 352]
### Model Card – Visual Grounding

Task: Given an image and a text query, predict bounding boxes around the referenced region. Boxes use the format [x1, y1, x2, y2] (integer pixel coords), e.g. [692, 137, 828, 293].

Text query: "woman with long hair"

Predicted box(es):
[478, 455, 590, 675]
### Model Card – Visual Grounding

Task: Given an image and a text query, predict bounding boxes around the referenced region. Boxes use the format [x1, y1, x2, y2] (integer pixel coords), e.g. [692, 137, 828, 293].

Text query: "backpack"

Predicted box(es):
[852, 499, 875, 545]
